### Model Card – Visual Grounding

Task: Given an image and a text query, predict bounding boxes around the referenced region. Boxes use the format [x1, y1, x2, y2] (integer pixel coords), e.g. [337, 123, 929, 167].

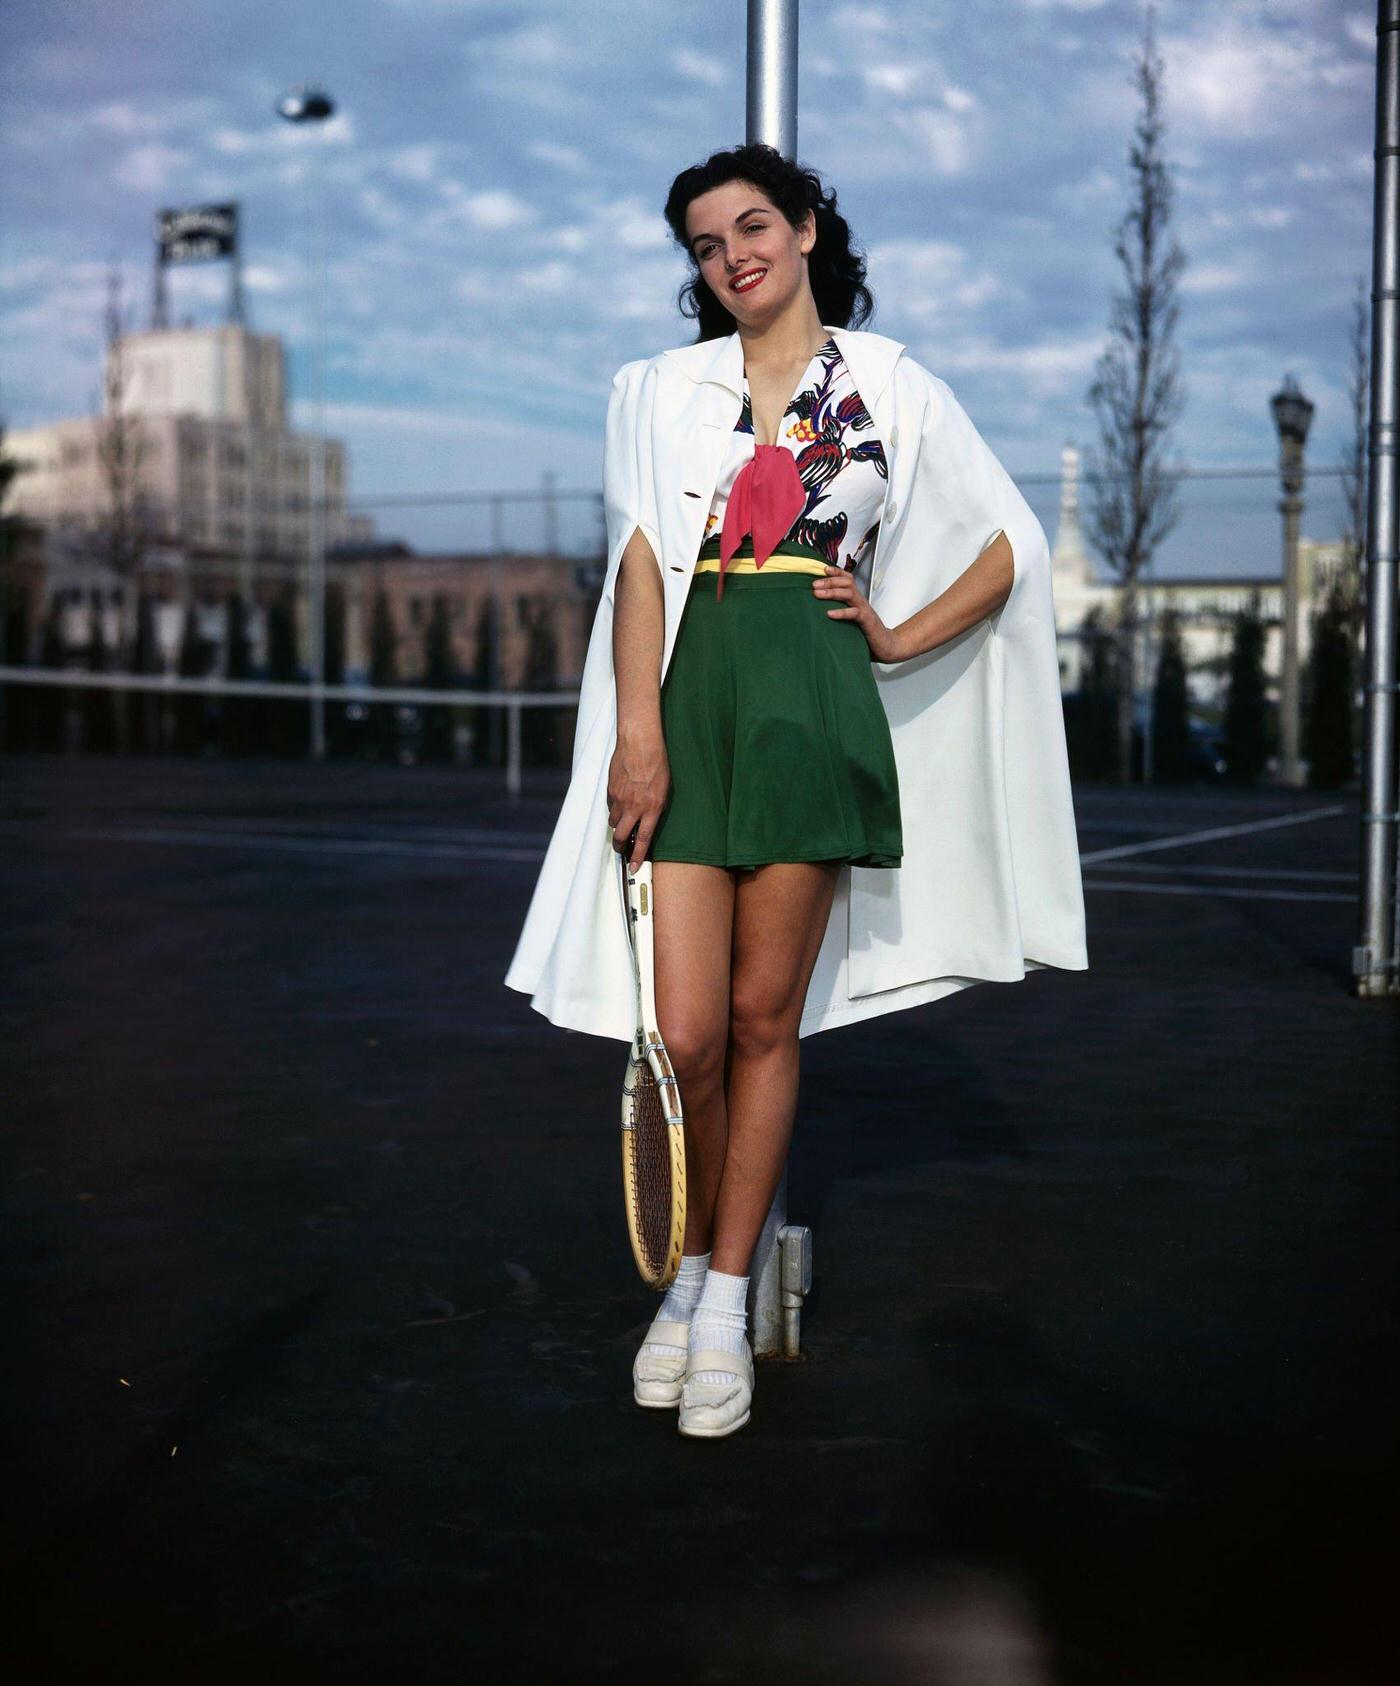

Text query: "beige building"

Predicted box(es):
[1049, 443, 1349, 712]
[336, 546, 595, 690]
[6, 322, 374, 602]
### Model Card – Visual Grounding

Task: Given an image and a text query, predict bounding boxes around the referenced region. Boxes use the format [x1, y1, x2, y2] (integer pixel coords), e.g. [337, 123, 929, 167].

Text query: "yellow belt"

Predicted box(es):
[693, 555, 828, 576]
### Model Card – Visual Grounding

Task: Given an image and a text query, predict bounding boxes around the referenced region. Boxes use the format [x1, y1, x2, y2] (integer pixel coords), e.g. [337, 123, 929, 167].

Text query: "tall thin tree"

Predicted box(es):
[1151, 604, 1191, 782]
[1082, 0, 1187, 783]
[1223, 593, 1270, 786]
[95, 262, 151, 588]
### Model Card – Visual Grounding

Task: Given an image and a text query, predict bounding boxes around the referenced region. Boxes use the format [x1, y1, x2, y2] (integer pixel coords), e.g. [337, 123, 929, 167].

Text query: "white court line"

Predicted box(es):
[208, 817, 553, 846]
[0, 816, 552, 847]
[1079, 803, 1347, 865]
[0, 822, 543, 864]
[1087, 862, 1354, 882]
[1083, 879, 1352, 904]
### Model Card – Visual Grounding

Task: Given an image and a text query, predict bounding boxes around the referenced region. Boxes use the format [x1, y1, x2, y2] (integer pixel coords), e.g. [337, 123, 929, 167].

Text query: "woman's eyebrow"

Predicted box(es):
[689, 206, 769, 251]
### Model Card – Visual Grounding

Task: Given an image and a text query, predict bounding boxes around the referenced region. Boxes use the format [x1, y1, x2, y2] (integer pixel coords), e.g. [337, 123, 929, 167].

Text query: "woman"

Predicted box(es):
[503, 144, 1087, 1441]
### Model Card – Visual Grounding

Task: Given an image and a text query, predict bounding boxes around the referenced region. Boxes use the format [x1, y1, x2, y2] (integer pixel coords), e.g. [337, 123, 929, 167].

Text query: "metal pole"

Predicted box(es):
[1279, 458, 1304, 787]
[490, 494, 504, 772]
[506, 699, 521, 799]
[1357, 0, 1400, 996]
[309, 143, 328, 762]
[0, 485, 8, 749]
[1141, 559, 1156, 783]
[747, 0, 798, 162]
[277, 85, 334, 761]
[746, 0, 806, 1360]
[542, 468, 559, 557]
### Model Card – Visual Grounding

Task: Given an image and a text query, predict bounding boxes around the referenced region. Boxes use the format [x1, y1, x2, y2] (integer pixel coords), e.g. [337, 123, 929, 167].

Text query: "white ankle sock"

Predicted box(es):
[688, 1267, 750, 1385]
[639, 1250, 710, 1361]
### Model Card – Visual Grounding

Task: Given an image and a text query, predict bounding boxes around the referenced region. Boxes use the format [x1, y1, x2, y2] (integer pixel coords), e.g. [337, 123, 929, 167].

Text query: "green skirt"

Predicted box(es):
[649, 538, 903, 871]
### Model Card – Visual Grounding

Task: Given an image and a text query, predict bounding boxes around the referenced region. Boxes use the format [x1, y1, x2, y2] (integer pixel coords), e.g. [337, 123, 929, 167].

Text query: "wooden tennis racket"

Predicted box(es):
[617, 840, 686, 1289]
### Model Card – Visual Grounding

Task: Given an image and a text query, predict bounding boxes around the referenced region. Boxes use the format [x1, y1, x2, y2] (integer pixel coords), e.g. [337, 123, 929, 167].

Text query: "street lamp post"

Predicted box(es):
[1270, 373, 1314, 788]
[276, 83, 335, 762]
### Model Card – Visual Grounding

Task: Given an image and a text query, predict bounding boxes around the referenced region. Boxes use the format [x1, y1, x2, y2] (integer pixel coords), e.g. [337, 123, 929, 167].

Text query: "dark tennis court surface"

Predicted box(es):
[2, 753, 1395, 1684]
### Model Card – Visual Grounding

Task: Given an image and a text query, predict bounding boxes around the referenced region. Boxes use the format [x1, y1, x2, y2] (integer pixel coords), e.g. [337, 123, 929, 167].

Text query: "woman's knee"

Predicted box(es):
[660, 1016, 728, 1087]
[728, 989, 797, 1059]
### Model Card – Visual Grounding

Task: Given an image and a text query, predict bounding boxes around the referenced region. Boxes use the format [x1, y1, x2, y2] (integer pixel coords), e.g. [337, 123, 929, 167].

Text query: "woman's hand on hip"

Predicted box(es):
[813, 566, 904, 662]
[608, 727, 671, 871]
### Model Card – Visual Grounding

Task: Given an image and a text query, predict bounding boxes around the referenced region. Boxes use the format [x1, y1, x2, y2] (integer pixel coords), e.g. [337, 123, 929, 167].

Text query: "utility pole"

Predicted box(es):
[276, 84, 335, 761]
[1356, 0, 1400, 996]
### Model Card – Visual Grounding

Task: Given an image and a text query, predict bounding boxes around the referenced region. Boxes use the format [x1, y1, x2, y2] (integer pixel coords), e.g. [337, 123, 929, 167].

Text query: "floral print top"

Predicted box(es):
[700, 335, 888, 570]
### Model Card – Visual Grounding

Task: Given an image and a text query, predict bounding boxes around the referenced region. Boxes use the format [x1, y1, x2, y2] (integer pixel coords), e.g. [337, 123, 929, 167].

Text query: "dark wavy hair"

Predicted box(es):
[662, 143, 875, 342]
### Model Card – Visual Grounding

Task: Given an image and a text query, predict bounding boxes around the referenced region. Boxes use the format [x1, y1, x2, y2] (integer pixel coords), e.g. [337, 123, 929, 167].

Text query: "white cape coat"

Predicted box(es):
[503, 324, 1088, 1041]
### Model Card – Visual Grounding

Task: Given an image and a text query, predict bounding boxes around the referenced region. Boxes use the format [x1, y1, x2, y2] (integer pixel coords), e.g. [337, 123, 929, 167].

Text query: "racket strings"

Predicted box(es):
[629, 1061, 674, 1277]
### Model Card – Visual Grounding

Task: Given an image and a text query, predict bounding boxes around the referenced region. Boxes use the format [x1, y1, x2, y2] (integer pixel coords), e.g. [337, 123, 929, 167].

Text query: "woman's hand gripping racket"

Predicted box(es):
[617, 839, 686, 1289]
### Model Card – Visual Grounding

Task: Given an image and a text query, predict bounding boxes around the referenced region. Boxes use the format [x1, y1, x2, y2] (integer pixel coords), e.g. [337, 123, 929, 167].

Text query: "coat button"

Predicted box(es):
[887, 499, 898, 522]
[890, 425, 899, 448]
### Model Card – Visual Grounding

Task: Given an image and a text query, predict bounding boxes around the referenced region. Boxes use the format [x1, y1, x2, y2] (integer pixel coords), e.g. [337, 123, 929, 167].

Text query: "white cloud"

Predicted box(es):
[90, 101, 176, 138]
[470, 21, 570, 69]
[1163, 14, 1370, 137]
[867, 237, 1003, 314]
[544, 224, 590, 253]
[111, 142, 191, 194]
[832, 4, 898, 34]
[905, 105, 974, 176]
[386, 145, 441, 183]
[673, 48, 725, 87]
[1181, 262, 1252, 294]
[588, 196, 669, 254]
[1052, 165, 1119, 212]
[1245, 205, 1294, 230]
[238, 263, 289, 299]
[358, 184, 410, 231]
[1343, 14, 1373, 53]
[212, 111, 354, 159]
[516, 260, 572, 295]
[527, 141, 588, 173]
[864, 61, 938, 98]
[440, 186, 536, 231]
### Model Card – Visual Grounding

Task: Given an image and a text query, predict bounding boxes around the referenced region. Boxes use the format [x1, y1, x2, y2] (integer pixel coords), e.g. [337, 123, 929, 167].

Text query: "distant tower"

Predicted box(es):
[1051, 442, 1092, 591]
[151, 202, 245, 330]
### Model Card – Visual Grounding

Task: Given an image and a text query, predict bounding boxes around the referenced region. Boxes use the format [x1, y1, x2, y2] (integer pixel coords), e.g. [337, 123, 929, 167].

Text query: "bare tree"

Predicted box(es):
[94, 261, 153, 581]
[1338, 273, 1370, 656]
[1082, 0, 1187, 782]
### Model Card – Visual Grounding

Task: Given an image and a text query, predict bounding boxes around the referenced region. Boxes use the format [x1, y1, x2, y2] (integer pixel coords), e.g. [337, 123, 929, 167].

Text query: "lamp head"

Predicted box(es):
[277, 85, 335, 124]
[1270, 373, 1314, 446]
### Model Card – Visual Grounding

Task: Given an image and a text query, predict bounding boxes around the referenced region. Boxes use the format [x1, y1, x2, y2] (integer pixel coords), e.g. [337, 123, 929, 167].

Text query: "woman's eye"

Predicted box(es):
[698, 223, 762, 258]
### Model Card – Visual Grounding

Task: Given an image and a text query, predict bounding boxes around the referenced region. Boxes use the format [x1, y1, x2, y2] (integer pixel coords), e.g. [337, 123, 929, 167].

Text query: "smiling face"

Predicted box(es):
[684, 179, 817, 326]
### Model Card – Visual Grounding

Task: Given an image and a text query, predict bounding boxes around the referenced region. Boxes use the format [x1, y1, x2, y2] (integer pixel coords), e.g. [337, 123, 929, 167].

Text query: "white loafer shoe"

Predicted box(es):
[632, 1317, 692, 1408]
[677, 1338, 753, 1438]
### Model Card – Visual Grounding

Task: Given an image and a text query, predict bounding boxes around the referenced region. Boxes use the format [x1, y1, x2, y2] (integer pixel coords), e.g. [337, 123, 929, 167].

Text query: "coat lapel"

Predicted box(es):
[656, 323, 910, 609]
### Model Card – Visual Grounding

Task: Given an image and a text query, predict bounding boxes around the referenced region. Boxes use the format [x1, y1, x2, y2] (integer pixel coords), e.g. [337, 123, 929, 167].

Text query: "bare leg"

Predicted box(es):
[709, 861, 840, 1277]
[651, 860, 736, 1255]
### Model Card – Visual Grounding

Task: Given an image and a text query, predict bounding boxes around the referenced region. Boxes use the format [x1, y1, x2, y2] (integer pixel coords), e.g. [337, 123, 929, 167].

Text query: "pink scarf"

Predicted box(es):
[715, 443, 806, 602]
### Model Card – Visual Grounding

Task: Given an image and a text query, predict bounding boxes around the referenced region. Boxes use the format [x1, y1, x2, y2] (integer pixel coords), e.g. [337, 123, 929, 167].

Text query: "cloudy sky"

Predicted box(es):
[0, 0, 1375, 577]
